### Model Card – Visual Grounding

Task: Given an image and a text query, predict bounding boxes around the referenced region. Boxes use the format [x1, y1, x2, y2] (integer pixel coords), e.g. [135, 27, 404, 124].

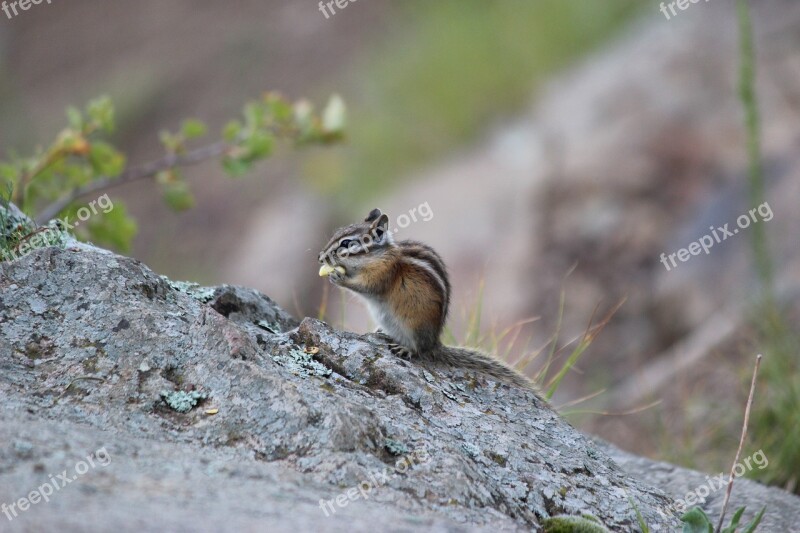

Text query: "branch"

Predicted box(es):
[15, 147, 66, 207]
[715, 353, 762, 533]
[34, 141, 229, 225]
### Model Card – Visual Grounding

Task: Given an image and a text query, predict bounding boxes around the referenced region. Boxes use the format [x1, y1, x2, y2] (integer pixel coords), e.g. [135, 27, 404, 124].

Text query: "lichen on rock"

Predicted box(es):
[160, 390, 209, 413]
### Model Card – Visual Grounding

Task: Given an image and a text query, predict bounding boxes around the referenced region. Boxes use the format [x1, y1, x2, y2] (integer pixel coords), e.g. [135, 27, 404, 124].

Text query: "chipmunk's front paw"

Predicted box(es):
[388, 343, 415, 361]
[374, 330, 394, 343]
[319, 264, 347, 284]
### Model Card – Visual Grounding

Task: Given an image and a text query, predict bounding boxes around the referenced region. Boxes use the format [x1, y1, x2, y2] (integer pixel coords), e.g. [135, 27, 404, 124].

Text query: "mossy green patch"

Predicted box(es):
[542, 514, 609, 533]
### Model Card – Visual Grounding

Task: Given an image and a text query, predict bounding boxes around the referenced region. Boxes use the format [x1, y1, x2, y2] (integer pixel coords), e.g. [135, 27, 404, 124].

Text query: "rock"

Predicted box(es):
[600, 440, 800, 533]
[0, 233, 682, 531]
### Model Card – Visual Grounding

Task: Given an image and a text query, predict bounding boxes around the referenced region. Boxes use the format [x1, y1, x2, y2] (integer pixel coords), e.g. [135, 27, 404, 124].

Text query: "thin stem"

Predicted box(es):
[715, 353, 762, 533]
[15, 147, 67, 208]
[737, 0, 774, 305]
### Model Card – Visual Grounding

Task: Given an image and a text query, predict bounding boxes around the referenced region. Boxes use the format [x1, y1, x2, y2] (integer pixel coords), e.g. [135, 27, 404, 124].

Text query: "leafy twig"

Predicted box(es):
[11, 92, 346, 251]
[35, 141, 229, 224]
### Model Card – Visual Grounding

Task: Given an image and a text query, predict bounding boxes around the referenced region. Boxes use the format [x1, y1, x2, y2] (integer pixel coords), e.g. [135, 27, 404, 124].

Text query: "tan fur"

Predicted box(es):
[389, 261, 442, 334]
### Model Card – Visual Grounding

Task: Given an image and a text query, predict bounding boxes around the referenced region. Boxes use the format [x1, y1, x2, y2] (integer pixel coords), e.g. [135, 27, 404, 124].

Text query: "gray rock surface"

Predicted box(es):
[0, 238, 685, 531]
[601, 441, 800, 533]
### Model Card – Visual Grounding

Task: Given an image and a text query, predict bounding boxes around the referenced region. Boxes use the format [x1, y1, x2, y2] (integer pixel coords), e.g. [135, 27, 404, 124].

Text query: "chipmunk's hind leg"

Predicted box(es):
[388, 343, 416, 360]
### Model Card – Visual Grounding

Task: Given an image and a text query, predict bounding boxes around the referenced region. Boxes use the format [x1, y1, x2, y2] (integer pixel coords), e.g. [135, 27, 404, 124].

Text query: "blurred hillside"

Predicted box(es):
[0, 0, 640, 283]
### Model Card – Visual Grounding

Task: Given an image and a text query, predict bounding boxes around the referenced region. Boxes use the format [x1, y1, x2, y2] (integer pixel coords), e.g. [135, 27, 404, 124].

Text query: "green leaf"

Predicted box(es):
[222, 155, 251, 178]
[322, 94, 346, 135]
[63, 163, 93, 188]
[721, 507, 745, 533]
[181, 119, 207, 140]
[222, 120, 242, 143]
[84, 200, 137, 252]
[66, 106, 83, 131]
[159, 131, 183, 153]
[741, 506, 766, 533]
[244, 102, 265, 129]
[0, 163, 20, 186]
[264, 92, 293, 122]
[243, 130, 273, 160]
[86, 96, 115, 133]
[162, 180, 195, 212]
[680, 507, 713, 533]
[89, 142, 126, 177]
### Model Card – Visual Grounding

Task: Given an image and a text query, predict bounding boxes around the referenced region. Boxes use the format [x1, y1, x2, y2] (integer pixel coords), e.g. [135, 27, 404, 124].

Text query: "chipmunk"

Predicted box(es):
[318, 208, 532, 389]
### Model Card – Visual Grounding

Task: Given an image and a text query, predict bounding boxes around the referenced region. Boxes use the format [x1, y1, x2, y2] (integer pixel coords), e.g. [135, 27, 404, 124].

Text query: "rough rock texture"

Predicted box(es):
[601, 441, 800, 533]
[0, 241, 687, 532]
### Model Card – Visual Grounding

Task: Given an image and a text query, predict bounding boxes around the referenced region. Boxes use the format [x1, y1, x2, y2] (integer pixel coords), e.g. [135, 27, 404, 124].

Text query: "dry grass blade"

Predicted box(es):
[544, 297, 625, 399]
[715, 353, 762, 533]
[562, 399, 661, 418]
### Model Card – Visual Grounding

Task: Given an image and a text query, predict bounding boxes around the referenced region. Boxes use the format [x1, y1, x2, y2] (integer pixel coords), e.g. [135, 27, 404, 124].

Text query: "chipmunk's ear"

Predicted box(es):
[369, 211, 389, 239]
[364, 208, 382, 223]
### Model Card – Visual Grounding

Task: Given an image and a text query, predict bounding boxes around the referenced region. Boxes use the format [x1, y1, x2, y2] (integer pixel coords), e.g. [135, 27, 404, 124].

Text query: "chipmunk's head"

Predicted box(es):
[318, 208, 392, 280]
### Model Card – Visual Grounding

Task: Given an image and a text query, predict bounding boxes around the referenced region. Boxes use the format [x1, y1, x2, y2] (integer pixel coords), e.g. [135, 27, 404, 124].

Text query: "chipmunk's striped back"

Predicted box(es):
[395, 240, 451, 329]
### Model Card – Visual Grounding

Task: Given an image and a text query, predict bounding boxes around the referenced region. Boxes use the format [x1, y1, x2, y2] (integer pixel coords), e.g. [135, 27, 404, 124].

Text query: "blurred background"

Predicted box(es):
[2, 0, 798, 492]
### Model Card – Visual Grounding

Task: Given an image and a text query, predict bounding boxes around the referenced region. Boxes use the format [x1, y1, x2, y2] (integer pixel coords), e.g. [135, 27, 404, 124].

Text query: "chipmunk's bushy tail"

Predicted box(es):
[429, 345, 535, 390]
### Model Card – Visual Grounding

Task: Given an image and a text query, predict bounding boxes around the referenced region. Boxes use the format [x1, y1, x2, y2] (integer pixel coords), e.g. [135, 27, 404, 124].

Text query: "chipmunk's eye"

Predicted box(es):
[339, 239, 352, 249]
